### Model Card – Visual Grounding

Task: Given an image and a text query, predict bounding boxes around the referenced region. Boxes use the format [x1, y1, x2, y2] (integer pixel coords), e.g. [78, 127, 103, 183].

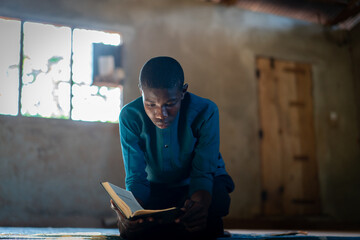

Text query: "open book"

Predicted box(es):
[101, 182, 182, 221]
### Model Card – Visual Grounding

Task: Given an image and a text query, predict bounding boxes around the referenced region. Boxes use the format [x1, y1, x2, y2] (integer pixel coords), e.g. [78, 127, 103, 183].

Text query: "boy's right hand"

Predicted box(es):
[110, 199, 155, 239]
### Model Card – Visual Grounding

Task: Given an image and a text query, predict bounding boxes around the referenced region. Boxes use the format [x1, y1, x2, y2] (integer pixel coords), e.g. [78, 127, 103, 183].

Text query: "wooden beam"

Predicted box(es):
[326, 0, 360, 25]
[309, 0, 348, 5]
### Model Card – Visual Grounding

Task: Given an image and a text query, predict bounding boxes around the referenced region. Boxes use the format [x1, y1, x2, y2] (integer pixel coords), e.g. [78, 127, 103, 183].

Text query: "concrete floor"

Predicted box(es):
[228, 229, 360, 237]
[1, 227, 359, 239]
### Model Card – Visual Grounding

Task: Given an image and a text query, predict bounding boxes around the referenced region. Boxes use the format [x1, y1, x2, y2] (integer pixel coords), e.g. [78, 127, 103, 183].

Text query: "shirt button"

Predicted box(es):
[164, 145, 168, 148]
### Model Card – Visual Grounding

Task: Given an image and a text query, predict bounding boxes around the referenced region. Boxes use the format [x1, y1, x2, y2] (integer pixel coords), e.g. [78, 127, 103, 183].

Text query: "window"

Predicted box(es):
[0, 17, 123, 122]
[21, 21, 72, 119]
[0, 18, 21, 116]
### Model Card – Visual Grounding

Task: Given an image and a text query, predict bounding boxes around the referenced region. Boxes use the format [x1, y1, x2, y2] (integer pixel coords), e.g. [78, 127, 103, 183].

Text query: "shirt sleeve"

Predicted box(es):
[119, 108, 150, 205]
[189, 103, 220, 196]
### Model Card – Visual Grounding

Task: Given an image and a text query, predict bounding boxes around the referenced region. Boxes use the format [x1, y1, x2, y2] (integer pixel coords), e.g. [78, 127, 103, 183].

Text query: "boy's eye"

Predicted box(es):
[165, 102, 176, 107]
[146, 103, 155, 107]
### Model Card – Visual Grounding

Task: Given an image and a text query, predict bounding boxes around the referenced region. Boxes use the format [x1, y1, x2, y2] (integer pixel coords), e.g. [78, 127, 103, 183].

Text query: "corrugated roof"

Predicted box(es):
[205, 0, 360, 29]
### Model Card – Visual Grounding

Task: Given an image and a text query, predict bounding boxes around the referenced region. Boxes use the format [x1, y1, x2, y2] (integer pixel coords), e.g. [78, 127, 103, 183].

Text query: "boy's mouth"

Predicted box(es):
[155, 121, 170, 128]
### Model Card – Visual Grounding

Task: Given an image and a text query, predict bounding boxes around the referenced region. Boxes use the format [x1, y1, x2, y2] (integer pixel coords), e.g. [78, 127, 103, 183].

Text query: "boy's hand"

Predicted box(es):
[110, 200, 155, 239]
[176, 190, 211, 233]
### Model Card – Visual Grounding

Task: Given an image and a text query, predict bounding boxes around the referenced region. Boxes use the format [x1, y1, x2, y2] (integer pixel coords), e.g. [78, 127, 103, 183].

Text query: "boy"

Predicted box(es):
[111, 56, 234, 239]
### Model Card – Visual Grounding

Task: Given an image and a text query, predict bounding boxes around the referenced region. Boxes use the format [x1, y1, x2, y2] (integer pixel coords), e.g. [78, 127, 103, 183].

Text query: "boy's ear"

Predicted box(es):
[181, 83, 188, 99]
[182, 83, 188, 94]
[138, 84, 143, 95]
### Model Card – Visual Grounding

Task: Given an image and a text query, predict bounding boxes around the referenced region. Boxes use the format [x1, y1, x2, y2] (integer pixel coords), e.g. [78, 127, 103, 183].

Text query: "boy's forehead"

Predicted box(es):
[142, 86, 181, 94]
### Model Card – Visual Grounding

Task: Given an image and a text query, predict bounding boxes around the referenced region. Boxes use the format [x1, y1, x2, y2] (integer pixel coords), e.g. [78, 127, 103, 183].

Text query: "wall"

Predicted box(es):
[0, 0, 359, 227]
[350, 23, 360, 162]
[0, 115, 124, 227]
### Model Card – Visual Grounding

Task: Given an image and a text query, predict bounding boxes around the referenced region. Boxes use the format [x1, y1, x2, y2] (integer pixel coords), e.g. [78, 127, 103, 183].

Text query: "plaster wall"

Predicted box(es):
[350, 23, 360, 157]
[0, 0, 359, 227]
[0, 115, 124, 227]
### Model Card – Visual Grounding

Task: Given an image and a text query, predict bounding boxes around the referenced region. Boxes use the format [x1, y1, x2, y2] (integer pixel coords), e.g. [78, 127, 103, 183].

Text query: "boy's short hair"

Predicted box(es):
[139, 56, 184, 90]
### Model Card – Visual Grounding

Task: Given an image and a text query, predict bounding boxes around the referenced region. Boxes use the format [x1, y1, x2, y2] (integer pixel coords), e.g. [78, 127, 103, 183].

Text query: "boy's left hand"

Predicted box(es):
[176, 190, 211, 232]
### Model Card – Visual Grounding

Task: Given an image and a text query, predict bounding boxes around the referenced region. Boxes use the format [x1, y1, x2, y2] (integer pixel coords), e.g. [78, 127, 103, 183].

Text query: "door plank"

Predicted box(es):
[258, 57, 320, 216]
[257, 58, 284, 215]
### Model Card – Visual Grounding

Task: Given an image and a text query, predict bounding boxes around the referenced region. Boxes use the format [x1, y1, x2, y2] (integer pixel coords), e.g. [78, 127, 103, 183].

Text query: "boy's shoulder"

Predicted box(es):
[119, 97, 144, 119]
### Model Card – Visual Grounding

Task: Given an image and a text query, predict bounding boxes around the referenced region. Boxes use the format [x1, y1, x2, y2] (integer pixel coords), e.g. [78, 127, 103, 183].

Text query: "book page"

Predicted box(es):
[107, 183, 143, 213]
[133, 207, 178, 216]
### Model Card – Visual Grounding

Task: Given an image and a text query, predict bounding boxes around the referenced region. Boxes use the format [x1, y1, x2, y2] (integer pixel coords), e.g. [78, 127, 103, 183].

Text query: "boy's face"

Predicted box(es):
[141, 84, 187, 129]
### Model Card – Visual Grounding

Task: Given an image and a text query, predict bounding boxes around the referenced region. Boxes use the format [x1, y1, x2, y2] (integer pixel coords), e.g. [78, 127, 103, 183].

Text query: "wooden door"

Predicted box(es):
[257, 57, 320, 216]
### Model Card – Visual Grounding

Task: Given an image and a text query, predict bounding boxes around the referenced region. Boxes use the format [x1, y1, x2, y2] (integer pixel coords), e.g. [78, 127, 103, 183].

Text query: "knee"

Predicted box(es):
[208, 175, 234, 217]
[209, 187, 231, 217]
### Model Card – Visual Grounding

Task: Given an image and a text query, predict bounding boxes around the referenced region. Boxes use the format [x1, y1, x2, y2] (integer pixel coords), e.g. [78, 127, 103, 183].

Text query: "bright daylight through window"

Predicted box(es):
[0, 17, 123, 122]
[0, 18, 20, 116]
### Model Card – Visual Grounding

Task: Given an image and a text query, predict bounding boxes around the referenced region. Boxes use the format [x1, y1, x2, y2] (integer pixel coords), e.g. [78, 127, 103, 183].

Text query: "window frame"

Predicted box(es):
[0, 16, 123, 123]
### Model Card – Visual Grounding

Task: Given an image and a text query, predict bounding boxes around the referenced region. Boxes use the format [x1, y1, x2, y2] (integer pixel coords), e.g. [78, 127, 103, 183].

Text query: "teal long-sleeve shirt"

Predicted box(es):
[119, 92, 228, 204]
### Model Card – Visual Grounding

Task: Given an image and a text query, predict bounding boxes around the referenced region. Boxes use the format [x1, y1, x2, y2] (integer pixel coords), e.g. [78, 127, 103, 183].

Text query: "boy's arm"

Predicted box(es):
[119, 110, 150, 206]
[180, 104, 221, 231]
[189, 104, 221, 197]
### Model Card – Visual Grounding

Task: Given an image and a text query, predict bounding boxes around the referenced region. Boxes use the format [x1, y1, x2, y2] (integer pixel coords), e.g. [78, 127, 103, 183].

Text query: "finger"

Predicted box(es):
[181, 204, 201, 217]
[110, 200, 117, 210]
[111, 207, 122, 218]
[110, 200, 129, 221]
[112, 207, 124, 220]
[176, 207, 187, 219]
[184, 199, 195, 210]
[180, 204, 203, 221]
[110, 200, 123, 216]
[175, 208, 187, 223]
[123, 218, 143, 230]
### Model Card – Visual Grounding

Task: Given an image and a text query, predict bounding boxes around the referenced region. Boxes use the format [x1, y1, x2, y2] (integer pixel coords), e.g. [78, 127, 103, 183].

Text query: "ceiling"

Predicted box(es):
[205, 0, 360, 30]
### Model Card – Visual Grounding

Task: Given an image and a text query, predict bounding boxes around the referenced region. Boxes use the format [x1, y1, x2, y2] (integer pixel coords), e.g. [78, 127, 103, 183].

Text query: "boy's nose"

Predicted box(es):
[155, 106, 168, 119]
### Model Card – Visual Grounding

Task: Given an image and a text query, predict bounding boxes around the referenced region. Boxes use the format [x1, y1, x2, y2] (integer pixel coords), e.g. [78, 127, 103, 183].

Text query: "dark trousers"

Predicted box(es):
[144, 175, 235, 239]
